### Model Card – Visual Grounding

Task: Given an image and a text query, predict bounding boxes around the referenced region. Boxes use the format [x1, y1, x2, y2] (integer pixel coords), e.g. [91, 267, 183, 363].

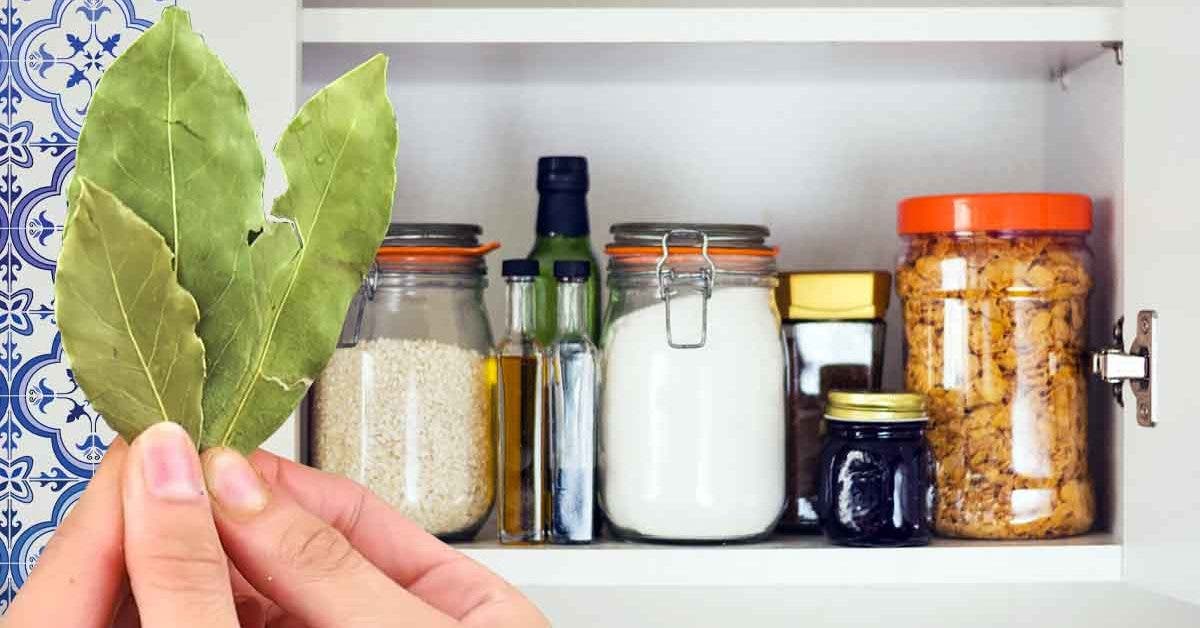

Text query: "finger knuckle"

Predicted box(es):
[136, 536, 230, 597]
[276, 519, 359, 578]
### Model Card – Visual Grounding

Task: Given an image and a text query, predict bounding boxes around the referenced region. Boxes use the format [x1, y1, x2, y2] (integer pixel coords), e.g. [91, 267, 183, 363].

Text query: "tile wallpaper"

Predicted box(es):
[0, 0, 176, 610]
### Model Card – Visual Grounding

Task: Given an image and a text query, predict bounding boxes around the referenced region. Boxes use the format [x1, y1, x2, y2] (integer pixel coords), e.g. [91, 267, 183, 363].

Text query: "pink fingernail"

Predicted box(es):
[139, 422, 205, 501]
[203, 448, 269, 517]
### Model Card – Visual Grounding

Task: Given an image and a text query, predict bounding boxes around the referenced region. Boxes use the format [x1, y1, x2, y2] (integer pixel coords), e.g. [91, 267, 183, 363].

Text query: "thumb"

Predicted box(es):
[122, 422, 238, 627]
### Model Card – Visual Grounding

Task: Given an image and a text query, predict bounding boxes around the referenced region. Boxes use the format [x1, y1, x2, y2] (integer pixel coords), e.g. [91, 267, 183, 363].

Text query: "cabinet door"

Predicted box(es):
[1123, 0, 1200, 606]
[190, 0, 302, 459]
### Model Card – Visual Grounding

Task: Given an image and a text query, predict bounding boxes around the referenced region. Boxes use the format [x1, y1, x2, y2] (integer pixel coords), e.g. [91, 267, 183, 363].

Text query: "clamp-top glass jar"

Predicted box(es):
[599, 223, 785, 543]
[310, 224, 499, 541]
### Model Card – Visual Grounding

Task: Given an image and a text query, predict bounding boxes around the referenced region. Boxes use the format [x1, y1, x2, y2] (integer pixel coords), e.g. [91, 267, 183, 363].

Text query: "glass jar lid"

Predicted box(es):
[379, 223, 499, 254]
[605, 223, 776, 351]
[897, 193, 1093, 235]
[609, 222, 772, 252]
[825, 391, 928, 422]
[605, 222, 778, 268]
[777, 271, 892, 321]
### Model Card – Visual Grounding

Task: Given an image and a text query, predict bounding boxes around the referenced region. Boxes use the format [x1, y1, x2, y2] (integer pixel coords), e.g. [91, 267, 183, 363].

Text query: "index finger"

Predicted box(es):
[248, 450, 546, 627]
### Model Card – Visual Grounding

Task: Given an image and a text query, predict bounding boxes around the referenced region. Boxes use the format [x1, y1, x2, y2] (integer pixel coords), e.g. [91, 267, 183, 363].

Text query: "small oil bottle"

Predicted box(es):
[497, 259, 548, 544]
[547, 260, 598, 544]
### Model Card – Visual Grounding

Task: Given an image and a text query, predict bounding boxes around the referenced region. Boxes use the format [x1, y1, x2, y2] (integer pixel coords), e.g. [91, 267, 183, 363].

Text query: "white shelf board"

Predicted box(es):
[456, 534, 1122, 587]
[302, 6, 1122, 44]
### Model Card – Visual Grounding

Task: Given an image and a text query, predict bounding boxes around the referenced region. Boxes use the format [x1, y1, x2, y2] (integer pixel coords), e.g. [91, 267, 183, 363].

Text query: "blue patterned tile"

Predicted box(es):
[0, 243, 53, 311]
[93, 406, 114, 450]
[0, 508, 10, 614]
[9, 478, 85, 588]
[6, 143, 70, 276]
[0, 0, 175, 604]
[7, 317, 95, 479]
[5, 0, 176, 140]
[0, 573, 11, 615]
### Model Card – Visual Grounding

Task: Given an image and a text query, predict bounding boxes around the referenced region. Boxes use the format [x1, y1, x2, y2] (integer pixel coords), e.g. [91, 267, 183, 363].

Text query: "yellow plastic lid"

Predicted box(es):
[776, 271, 892, 320]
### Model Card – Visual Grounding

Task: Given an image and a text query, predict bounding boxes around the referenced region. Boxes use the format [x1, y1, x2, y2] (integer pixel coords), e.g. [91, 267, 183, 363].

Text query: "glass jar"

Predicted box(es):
[599, 223, 785, 543]
[818, 392, 933, 547]
[310, 224, 499, 541]
[776, 272, 891, 533]
[896, 194, 1095, 539]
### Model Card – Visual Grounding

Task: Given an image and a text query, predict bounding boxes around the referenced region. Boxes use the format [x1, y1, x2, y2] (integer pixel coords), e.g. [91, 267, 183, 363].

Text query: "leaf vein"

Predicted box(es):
[96, 203, 172, 424]
[220, 109, 361, 447]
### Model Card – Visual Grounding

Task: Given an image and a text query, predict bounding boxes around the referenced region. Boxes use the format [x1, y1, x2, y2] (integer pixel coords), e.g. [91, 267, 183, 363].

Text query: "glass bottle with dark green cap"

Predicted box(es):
[528, 156, 601, 344]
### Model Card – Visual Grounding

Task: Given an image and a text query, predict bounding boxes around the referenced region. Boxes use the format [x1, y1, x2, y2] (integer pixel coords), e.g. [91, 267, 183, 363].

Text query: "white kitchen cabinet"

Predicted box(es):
[192, 1, 1200, 625]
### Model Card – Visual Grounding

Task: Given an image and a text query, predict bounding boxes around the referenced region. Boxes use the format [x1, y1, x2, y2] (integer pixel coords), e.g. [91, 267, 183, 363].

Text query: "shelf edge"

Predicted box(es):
[460, 542, 1124, 587]
[303, 6, 1123, 45]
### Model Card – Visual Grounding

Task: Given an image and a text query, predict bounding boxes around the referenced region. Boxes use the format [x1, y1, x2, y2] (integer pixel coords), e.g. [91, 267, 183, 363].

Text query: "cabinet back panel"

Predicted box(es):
[304, 42, 1054, 392]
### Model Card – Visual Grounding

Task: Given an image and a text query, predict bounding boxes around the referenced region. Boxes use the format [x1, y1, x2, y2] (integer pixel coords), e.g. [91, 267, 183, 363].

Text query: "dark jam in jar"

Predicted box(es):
[818, 392, 933, 547]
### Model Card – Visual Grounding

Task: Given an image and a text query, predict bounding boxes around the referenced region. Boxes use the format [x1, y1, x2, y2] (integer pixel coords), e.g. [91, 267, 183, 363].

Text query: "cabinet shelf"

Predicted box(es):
[302, 6, 1122, 45]
[455, 534, 1122, 587]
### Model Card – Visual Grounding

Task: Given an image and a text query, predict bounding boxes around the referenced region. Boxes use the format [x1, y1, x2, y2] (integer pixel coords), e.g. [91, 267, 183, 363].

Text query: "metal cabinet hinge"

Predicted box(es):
[1101, 41, 1124, 67]
[1091, 310, 1157, 427]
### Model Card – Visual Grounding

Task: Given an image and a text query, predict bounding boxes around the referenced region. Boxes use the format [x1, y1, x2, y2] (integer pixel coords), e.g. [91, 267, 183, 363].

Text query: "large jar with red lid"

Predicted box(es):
[896, 194, 1095, 539]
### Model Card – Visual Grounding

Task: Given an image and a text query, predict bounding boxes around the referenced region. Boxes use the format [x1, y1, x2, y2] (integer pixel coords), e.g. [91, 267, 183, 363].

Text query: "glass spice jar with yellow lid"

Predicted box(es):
[818, 392, 934, 547]
[776, 271, 891, 533]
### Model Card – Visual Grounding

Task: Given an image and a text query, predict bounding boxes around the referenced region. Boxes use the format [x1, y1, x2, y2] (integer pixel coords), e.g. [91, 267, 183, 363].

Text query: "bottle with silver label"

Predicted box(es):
[547, 260, 598, 543]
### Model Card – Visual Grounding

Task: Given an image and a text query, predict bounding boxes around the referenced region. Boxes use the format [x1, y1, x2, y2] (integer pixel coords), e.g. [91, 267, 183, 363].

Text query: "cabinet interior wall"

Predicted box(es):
[301, 40, 1124, 536]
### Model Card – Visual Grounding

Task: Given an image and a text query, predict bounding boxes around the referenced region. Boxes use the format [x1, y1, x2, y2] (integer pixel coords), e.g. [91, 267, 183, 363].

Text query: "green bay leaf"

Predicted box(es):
[199, 54, 397, 452]
[56, 179, 206, 443]
[72, 7, 266, 442]
[70, 7, 395, 452]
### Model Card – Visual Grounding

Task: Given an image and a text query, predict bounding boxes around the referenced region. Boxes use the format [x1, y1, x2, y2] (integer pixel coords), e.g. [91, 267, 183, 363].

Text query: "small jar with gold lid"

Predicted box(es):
[776, 271, 891, 533]
[818, 392, 934, 547]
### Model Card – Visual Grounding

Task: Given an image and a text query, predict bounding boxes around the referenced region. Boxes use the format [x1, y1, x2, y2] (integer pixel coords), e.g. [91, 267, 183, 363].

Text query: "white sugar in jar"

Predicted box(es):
[599, 224, 785, 542]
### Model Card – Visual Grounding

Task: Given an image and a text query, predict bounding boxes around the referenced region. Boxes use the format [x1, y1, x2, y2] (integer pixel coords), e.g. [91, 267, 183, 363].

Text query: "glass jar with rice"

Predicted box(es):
[310, 223, 498, 541]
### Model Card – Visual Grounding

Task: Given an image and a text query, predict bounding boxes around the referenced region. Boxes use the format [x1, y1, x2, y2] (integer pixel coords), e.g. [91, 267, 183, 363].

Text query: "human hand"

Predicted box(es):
[6, 421, 549, 627]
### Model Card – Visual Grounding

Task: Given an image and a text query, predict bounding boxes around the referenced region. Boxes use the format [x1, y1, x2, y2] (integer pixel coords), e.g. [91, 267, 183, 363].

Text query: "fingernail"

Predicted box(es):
[139, 422, 205, 502]
[203, 448, 269, 517]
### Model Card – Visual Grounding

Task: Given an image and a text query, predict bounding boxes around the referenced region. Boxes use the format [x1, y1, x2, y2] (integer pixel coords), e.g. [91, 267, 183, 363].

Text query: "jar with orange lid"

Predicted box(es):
[599, 223, 785, 542]
[311, 223, 499, 541]
[896, 194, 1095, 539]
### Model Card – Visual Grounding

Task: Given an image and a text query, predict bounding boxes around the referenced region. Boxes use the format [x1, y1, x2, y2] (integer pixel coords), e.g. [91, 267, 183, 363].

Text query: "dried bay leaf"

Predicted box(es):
[56, 179, 206, 442]
[201, 56, 397, 451]
[64, 6, 396, 452]
[72, 7, 265, 444]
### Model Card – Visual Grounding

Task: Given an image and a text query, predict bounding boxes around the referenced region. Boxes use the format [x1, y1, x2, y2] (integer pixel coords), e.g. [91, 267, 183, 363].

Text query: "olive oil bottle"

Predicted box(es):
[528, 157, 601, 345]
[496, 259, 548, 544]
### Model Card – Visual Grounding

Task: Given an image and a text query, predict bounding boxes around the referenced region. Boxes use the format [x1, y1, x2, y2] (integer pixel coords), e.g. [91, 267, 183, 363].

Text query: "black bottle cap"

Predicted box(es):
[502, 258, 540, 278]
[553, 260, 591, 280]
[537, 156, 589, 193]
[535, 157, 591, 237]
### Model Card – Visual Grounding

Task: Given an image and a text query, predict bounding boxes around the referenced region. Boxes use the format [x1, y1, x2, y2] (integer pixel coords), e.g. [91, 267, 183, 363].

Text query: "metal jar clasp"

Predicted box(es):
[656, 229, 716, 350]
[337, 262, 379, 348]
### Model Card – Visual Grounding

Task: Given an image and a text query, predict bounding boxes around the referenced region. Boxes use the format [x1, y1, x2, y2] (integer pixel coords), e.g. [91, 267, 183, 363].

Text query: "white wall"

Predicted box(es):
[303, 41, 1053, 389]
[302, 42, 1051, 389]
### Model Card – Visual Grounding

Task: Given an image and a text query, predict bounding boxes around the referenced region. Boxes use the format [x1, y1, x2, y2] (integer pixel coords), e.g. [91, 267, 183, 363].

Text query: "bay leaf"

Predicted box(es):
[71, 6, 265, 443]
[67, 6, 395, 453]
[56, 179, 206, 443]
[198, 55, 397, 452]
